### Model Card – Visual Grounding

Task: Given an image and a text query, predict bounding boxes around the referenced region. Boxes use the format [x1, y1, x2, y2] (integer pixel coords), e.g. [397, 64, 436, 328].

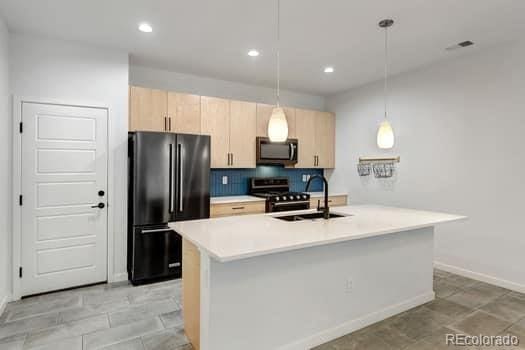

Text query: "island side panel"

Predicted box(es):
[204, 227, 435, 350]
[182, 238, 201, 350]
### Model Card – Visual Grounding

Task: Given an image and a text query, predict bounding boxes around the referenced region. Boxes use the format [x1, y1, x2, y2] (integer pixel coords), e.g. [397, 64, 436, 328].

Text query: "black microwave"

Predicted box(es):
[256, 137, 298, 165]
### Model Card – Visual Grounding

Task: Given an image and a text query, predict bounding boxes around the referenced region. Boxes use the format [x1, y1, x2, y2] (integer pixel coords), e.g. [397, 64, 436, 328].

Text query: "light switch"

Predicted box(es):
[302, 174, 307, 182]
[222, 176, 228, 185]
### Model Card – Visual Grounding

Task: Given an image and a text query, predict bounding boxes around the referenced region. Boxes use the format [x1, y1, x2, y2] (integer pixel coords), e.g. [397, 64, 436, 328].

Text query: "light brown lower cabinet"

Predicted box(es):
[210, 201, 265, 218]
[309, 195, 348, 208]
[210, 196, 346, 219]
[183, 239, 200, 350]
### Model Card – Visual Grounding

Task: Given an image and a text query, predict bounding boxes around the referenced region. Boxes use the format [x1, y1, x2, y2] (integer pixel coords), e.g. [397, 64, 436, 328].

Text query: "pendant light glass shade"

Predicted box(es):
[268, 107, 288, 142]
[377, 19, 395, 149]
[377, 120, 395, 149]
[267, 0, 289, 142]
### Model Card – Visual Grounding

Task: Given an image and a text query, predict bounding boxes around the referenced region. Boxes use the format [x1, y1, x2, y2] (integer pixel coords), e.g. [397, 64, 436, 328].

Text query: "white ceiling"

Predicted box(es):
[1, 0, 525, 96]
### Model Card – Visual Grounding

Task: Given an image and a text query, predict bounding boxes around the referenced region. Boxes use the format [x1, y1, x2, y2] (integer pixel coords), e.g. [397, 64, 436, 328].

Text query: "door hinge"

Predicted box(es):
[19, 267, 23, 278]
[19, 195, 23, 206]
[19, 122, 23, 133]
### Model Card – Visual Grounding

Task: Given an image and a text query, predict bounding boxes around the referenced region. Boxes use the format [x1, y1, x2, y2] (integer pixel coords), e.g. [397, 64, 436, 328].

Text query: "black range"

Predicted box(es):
[249, 177, 310, 213]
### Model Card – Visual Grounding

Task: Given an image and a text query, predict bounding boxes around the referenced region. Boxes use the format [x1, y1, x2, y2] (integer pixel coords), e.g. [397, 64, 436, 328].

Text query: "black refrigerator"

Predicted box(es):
[128, 131, 210, 285]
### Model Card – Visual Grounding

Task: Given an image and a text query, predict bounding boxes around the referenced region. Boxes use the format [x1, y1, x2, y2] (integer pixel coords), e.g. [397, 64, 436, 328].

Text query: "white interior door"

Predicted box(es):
[20, 102, 108, 296]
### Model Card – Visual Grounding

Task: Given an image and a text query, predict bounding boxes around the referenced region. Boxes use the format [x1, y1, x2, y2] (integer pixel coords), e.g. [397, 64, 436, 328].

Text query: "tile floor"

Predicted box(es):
[0, 270, 524, 350]
[314, 269, 525, 350]
[0, 279, 190, 350]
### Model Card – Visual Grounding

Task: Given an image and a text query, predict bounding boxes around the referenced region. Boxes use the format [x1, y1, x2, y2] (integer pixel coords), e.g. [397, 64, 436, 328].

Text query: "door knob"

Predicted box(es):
[91, 203, 105, 209]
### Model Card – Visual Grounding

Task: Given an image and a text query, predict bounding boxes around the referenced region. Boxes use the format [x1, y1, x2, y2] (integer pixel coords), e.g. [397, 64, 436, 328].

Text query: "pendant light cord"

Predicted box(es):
[276, 0, 281, 107]
[383, 25, 388, 120]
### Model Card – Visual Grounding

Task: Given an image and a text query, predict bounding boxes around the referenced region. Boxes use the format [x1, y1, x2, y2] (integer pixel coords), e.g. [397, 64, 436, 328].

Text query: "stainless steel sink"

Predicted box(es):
[274, 212, 349, 221]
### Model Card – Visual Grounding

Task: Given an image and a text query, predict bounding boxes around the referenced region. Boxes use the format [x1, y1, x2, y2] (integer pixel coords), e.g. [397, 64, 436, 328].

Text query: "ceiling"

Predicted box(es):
[1, 0, 525, 96]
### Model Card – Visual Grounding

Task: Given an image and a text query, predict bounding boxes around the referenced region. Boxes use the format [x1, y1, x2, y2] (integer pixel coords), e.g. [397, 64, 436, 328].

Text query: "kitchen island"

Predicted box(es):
[170, 205, 465, 350]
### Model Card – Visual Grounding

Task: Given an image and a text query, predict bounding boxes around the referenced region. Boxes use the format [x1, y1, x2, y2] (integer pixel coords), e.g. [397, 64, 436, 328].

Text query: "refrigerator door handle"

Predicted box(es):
[178, 143, 184, 213]
[168, 144, 174, 213]
[171, 143, 177, 213]
[141, 228, 173, 234]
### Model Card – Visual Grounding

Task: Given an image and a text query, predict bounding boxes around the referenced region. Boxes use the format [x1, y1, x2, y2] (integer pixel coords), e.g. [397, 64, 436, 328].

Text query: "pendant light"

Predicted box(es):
[267, 0, 289, 142]
[377, 19, 395, 149]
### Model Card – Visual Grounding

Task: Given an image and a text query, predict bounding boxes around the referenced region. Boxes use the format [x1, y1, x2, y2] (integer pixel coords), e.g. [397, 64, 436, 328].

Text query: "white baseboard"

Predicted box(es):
[0, 293, 11, 318]
[109, 272, 128, 283]
[279, 291, 435, 350]
[434, 261, 525, 294]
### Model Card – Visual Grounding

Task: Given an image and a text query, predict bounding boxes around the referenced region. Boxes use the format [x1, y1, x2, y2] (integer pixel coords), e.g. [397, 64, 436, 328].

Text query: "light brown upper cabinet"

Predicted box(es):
[229, 100, 256, 168]
[201, 97, 256, 168]
[295, 109, 317, 168]
[295, 109, 335, 168]
[201, 96, 230, 168]
[256, 104, 296, 138]
[316, 111, 336, 168]
[167, 92, 201, 134]
[129, 86, 335, 169]
[129, 86, 168, 132]
[130, 86, 201, 133]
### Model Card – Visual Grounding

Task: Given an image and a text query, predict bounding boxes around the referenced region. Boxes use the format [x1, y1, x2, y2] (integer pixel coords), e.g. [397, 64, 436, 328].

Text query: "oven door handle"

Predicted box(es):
[272, 200, 310, 206]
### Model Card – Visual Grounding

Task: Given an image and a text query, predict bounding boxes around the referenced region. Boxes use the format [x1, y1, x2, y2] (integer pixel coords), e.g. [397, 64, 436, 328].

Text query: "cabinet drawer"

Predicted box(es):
[211, 201, 265, 218]
[309, 195, 347, 208]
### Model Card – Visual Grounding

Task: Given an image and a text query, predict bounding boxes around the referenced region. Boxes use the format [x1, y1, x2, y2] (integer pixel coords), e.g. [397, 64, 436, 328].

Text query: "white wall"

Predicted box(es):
[327, 40, 525, 292]
[0, 17, 10, 309]
[130, 65, 326, 111]
[9, 33, 130, 286]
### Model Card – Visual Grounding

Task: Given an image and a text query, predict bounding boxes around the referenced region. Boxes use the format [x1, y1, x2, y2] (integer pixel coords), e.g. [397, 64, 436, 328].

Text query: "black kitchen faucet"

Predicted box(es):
[305, 174, 330, 219]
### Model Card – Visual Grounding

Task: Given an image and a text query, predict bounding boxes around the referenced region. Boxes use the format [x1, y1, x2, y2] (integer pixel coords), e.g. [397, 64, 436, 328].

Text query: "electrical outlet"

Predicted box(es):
[345, 278, 353, 294]
[306, 174, 311, 181]
[302, 174, 307, 182]
[222, 176, 228, 185]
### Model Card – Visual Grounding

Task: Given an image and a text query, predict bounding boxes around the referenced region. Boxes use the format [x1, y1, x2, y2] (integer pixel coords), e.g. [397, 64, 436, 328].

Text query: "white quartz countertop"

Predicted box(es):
[171, 205, 466, 263]
[210, 195, 265, 204]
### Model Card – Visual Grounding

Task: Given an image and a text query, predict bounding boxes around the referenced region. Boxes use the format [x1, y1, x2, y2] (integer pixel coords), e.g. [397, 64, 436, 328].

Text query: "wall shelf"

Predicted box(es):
[357, 156, 400, 178]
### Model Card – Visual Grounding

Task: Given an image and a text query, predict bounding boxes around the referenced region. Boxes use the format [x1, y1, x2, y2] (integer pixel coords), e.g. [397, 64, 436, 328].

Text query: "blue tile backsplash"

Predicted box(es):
[211, 166, 324, 197]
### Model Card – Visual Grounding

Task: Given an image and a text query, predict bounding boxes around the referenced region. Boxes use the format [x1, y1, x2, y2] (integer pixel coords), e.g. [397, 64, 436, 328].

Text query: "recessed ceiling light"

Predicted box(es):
[247, 49, 260, 57]
[324, 66, 334, 73]
[138, 23, 153, 33]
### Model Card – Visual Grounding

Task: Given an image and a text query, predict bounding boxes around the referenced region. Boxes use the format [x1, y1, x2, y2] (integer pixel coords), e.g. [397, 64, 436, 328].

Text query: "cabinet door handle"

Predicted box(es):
[227, 153, 230, 166]
[164, 116, 167, 131]
[168, 117, 172, 131]
[231, 206, 245, 210]
[231, 153, 234, 166]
